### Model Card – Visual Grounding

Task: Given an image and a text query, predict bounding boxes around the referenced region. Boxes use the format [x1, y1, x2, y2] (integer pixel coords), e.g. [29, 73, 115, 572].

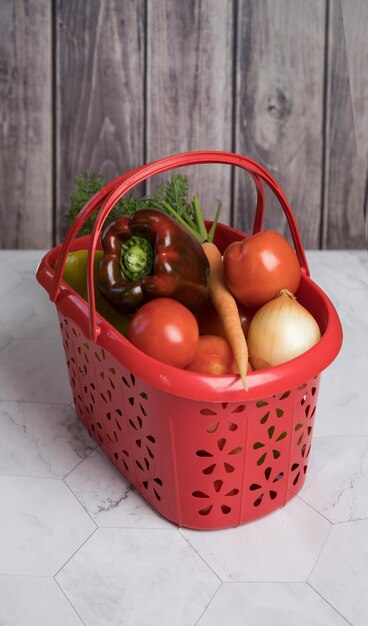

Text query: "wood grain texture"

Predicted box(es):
[365, 174, 368, 239]
[341, 0, 368, 242]
[0, 0, 52, 248]
[233, 0, 326, 249]
[146, 0, 234, 224]
[1, 0, 366, 250]
[55, 0, 145, 242]
[322, 0, 366, 249]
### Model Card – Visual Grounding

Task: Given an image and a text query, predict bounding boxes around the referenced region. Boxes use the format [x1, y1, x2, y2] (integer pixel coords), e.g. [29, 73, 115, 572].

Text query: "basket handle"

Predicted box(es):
[50, 158, 265, 304]
[52, 151, 309, 342]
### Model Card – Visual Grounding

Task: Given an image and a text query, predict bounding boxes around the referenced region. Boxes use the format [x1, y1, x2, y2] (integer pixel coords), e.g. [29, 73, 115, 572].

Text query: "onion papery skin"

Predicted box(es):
[247, 289, 321, 370]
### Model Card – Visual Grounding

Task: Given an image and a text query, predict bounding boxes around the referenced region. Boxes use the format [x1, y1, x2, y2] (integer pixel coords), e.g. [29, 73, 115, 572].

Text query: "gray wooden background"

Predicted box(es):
[1, 0, 367, 250]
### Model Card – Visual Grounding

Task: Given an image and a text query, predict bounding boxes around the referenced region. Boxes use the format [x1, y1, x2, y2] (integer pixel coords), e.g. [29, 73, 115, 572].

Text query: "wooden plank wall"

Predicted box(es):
[0, 0, 366, 249]
[341, 0, 368, 239]
[0, 0, 52, 248]
[233, 0, 326, 243]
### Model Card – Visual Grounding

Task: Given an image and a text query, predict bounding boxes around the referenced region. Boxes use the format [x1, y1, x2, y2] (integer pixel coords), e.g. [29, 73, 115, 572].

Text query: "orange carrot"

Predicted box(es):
[202, 242, 249, 391]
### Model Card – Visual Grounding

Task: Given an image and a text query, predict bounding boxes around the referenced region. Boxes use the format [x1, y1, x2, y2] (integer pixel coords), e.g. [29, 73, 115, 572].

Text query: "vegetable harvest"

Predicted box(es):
[59, 169, 322, 392]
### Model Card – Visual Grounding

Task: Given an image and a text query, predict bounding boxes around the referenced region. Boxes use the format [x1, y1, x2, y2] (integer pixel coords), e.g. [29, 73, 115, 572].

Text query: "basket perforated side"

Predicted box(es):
[59, 312, 320, 530]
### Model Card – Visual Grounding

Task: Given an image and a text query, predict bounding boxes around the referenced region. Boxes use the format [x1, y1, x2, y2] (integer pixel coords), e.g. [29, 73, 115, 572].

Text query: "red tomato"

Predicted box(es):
[223, 230, 301, 309]
[127, 298, 199, 368]
[197, 300, 255, 338]
[186, 335, 234, 375]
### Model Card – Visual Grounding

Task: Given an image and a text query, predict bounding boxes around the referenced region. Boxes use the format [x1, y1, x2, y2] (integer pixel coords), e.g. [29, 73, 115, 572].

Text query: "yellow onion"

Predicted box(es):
[247, 289, 321, 370]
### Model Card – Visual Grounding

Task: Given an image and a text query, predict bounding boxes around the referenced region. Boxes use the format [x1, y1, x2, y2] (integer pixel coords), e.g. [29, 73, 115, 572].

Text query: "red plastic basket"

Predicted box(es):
[37, 151, 342, 530]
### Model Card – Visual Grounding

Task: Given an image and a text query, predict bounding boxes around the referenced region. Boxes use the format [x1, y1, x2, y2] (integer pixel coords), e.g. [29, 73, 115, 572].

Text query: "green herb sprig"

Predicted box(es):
[64, 171, 221, 243]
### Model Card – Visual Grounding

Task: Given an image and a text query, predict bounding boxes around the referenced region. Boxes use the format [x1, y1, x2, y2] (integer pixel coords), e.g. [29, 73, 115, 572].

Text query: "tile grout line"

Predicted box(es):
[96, 524, 179, 531]
[62, 475, 99, 528]
[305, 517, 333, 583]
[295, 490, 368, 526]
[295, 493, 335, 526]
[327, 516, 368, 525]
[306, 581, 353, 625]
[62, 444, 99, 481]
[0, 336, 15, 354]
[0, 473, 77, 482]
[0, 397, 74, 408]
[177, 529, 223, 584]
[312, 434, 368, 439]
[53, 526, 98, 580]
[195, 581, 223, 625]
[54, 576, 87, 626]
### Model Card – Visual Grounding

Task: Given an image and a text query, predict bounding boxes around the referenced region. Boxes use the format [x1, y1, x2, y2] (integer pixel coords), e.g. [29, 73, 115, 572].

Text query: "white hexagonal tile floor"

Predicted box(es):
[0, 336, 72, 404]
[0, 475, 96, 576]
[0, 269, 57, 333]
[0, 320, 13, 351]
[65, 447, 175, 528]
[180, 496, 331, 582]
[0, 259, 22, 299]
[0, 250, 367, 624]
[196, 582, 350, 626]
[309, 519, 368, 626]
[0, 575, 83, 626]
[300, 435, 368, 523]
[0, 401, 96, 478]
[56, 528, 220, 626]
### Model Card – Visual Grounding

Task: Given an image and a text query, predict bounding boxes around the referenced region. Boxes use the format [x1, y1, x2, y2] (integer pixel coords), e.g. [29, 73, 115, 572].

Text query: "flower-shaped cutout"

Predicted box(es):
[291, 383, 318, 486]
[192, 479, 240, 517]
[124, 378, 163, 501]
[193, 405, 244, 517]
[256, 393, 289, 426]
[196, 408, 244, 477]
[249, 465, 284, 507]
[252, 424, 288, 466]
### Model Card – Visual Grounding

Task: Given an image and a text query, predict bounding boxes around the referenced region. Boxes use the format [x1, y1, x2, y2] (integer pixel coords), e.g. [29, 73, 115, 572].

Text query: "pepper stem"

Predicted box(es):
[120, 236, 153, 280]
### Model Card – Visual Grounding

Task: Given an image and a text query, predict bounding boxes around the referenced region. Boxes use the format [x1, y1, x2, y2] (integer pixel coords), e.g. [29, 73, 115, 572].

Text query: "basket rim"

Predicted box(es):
[36, 225, 343, 403]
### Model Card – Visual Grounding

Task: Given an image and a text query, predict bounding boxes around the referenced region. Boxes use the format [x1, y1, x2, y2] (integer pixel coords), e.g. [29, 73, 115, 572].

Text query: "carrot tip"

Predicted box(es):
[240, 373, 248, 393]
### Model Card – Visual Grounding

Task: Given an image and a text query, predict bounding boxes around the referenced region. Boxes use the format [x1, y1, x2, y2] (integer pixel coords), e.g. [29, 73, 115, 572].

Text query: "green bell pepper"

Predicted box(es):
[56, 250, 130, 336]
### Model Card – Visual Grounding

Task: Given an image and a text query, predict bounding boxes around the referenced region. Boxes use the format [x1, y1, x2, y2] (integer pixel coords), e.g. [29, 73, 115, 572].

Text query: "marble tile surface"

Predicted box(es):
[180, 497, 331, 582]
[309, 519, 368, 626]
[0, 258, 22, 298]
[0, 475, 96, 576]
[65, 447, 175, 528]
[0, 267, 57, 337]
[56, 528, 220, 626]
[197, 582, 350, 626]
[0, 249, 367, 625]
[301, 435, 368, 523]
[306, 251, 368, 438]
[0, 336, 72, 404]
[0, 401, 95, 478]
[0, 575, 83, 626]
[0, 319, 13, 351]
